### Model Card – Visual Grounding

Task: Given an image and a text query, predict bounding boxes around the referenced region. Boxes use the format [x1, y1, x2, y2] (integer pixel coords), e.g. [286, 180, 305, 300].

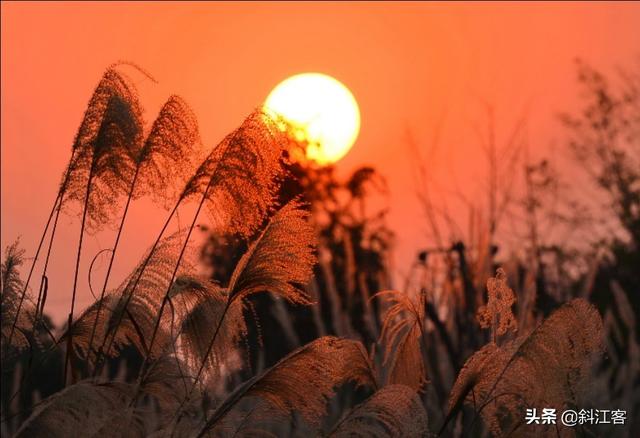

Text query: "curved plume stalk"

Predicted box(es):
[131, 109, 289, 385]
[86, 95, 201, 366]
[172, 200, 317, 421]
[31, 192, 66, 331]
[376, 290, 428, 391]
[329, 385, 429, 438]
[59, 65, 145, 381]
[443, 298, 604, 437]
[197, 337, 376, 437]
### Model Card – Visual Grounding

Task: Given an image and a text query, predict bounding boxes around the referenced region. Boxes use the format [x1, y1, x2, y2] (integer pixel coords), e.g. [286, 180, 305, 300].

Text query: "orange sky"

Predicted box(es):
[3, 2, 640, 324]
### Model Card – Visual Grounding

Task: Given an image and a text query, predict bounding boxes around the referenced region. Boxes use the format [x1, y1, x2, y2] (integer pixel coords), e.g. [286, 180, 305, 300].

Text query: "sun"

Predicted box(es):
[265, 73, 360, 165]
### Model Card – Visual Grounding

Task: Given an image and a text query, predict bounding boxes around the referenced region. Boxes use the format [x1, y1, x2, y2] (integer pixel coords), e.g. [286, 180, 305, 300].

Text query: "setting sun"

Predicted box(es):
[265, 73, 360, 165]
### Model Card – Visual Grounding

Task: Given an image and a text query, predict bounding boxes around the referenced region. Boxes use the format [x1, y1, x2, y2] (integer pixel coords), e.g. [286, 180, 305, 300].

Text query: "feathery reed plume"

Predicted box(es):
[14, 381, 140, 438]
[180, 109, 285, 238]
[2, 241, 62, 427]
[227, 200, 316, 304]
[329, 384, 429, 437]
[197, 337, 376, 436]
[6, 200, 59, 348]
[137, 354, 194, 415]
[64, 69, 144, 232]
[171, 276, 247, 386]
[476, 268, 517, 343]
[134, 95, 202, 205]
[14, 354, 193, 437]
[443, 298, 604, 437]
[62, 65, 145, 384]
[86, 95, 201, 367]
[6, 64, 145, 349]
[376, 290, 427, 391]
[178, 201, 316, 393]
[127, 112, 291, 386]
[1, 240, 26, 308]
[75, 232, 193, 367]
[166, 200, 317, 429]
[67, 293, 123, 367]
[98, 109, 287, 376]
[439, 342, 498, 434]
[188, 402, 291, 438]
[63, 258, 209, 432]
[1, 240, 34, 351]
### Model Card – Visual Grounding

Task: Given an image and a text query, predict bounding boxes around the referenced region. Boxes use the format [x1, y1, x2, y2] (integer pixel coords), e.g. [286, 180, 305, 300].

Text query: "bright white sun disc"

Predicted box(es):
[265, 73, 360, 165]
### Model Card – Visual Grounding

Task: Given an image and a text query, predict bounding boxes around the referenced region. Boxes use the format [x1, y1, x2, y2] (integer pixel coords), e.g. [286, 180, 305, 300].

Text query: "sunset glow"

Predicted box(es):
[265, 73, 360, 165]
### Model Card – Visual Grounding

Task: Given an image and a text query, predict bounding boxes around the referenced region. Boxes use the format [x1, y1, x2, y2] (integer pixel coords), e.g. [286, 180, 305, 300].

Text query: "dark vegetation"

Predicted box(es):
[1, 60, 639, 437]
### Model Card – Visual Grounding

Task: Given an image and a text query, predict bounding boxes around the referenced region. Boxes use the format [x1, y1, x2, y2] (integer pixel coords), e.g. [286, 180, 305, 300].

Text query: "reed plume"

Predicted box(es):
[197, 336, 375, 436]
[62, 64, 146, 384]
[329, 384, 429, 437]
[226, 200, 316, 304]
[63, 68, 145, 232]
[136, 354, 194, 416]
[1, 241, 33, 351]
[13, 356, 193, 438]
[443, 298, 604, 437]
[179, 110, 286, 238]
[134, 95, 202, 205]
[171, 275, 246, 387]
[127, 112, 290, 381]
[376, 289, 427, 391]
[14, 381, 139, 438]
[6, 65, 146, 350]
[5, 202, 58, 349]
[169, 200, 317, 425]
[476, 267, 517, 343]
[71, 232, 193, 367]
[86, 95, 201, 368]
[100, 109, 287, 376]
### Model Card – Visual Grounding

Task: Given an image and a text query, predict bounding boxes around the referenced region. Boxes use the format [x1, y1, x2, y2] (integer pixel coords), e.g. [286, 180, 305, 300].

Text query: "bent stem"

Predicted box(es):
[134, 176, 214, 385]
[31, 162, 75, 333]
[63, 169, 95, 386]
[86, 165, 141, 369]
[92, 200, 181, 378]
[6, 193, 60, 347]
[33, 191, 67, 331]
[12, 188, 71, 407]
[4, 190, 69, 412]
